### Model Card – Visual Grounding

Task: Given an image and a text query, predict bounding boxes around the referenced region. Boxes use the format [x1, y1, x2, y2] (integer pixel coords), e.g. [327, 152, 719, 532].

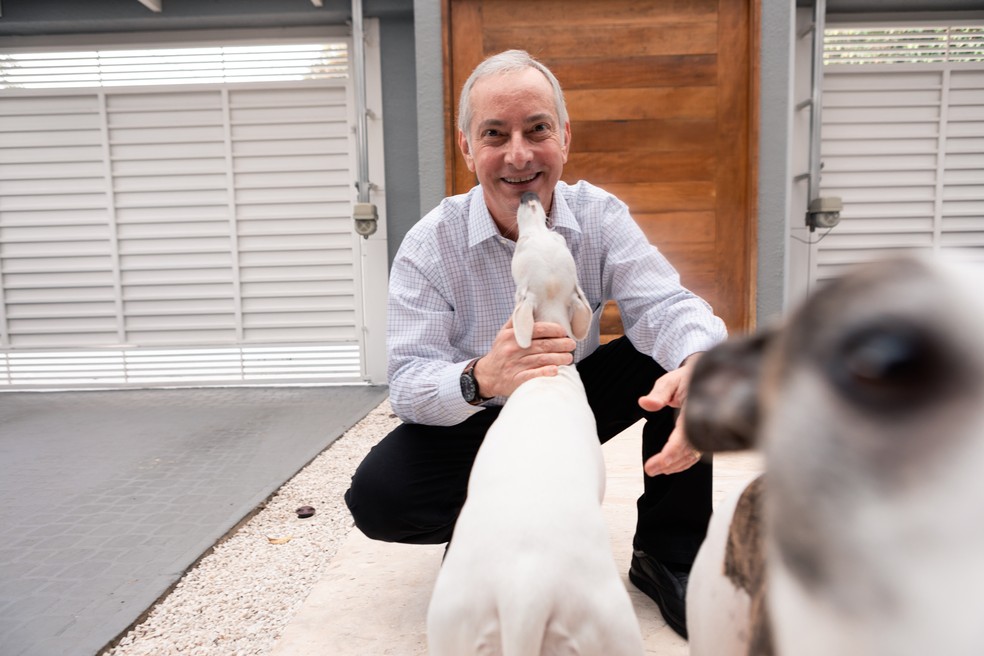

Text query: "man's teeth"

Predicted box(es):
[504, 174, 537, 183]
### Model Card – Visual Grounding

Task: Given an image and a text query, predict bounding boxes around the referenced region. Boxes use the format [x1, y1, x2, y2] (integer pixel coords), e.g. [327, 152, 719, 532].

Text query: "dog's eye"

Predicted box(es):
[828, 322, 946, 411]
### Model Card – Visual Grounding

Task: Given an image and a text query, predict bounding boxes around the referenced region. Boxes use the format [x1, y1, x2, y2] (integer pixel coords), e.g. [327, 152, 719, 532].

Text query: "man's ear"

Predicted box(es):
[561, 121, 571, 162]
[458, 130, 476, 172]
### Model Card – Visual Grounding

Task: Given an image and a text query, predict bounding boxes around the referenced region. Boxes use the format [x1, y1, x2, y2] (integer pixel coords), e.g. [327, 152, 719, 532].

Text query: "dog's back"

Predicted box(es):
[427, 366, 645, 655]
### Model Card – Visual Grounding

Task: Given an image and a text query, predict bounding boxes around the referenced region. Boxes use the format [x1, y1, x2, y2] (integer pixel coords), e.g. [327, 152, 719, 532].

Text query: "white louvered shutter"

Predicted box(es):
[0, 38, 386, 388]
[803, 26, 984, 287]
[815, 68, 945, 280]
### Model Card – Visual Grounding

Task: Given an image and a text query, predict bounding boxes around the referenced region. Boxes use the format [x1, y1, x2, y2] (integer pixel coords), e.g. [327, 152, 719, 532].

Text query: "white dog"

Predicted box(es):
[510, 192, 592, 348]
[685, 255, 984, 656]
[427, 193, 644, 656]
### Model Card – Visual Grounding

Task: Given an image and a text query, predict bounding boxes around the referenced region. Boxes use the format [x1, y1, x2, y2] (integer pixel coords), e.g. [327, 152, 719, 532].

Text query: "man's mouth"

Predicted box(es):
[502, 172, 539, 185]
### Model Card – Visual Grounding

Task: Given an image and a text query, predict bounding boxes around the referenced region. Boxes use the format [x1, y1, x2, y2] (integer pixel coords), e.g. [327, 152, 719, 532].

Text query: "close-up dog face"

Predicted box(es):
[685, 255, 984, 654]
[765, 258, 984, 592]
[766, 256, 984, 488]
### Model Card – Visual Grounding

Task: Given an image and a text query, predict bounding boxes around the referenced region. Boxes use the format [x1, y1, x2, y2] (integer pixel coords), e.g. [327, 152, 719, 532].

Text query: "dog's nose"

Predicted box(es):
[521, 191, 540, 205]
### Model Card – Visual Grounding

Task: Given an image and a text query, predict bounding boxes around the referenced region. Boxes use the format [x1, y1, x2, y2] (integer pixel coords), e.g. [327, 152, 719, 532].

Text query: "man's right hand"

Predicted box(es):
[472, 319, 575, 398]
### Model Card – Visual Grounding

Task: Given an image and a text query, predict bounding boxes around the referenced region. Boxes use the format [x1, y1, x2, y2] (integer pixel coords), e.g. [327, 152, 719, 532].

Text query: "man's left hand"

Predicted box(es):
[639, 354, 703, 476]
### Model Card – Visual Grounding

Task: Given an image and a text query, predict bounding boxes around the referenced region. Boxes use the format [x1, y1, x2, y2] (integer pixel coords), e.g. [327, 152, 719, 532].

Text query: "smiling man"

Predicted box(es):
[459, 65, 571, 239]
[344, 49, 727, 640]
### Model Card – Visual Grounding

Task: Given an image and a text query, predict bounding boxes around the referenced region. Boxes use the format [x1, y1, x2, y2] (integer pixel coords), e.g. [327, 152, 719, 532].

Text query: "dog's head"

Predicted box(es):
[686, 255, 984, 652]
[687, 255, 984, 462]
[511, 192, 592, 348]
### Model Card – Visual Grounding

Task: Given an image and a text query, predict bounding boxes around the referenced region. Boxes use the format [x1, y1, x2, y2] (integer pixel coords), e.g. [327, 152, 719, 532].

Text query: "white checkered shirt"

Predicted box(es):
[387, 180, 728, 426]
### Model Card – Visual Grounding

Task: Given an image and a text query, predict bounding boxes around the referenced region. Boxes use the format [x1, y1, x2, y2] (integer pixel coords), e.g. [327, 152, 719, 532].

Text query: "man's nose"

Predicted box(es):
[504, 132, 532, 168]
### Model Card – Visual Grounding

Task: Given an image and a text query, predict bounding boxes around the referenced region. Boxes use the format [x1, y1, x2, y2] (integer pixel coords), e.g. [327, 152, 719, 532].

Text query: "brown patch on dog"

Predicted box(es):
[724, 474, 775, 656]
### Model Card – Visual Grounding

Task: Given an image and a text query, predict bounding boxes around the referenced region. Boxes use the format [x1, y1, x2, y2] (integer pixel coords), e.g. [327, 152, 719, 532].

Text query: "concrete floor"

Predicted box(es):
[0, 385, 388, 656]
[272, 420, 764, 655]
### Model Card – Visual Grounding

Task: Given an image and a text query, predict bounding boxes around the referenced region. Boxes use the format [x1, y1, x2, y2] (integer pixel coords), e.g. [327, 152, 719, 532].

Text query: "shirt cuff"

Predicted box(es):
[440, 359, 486, 423]
[669, 333, 724, 370]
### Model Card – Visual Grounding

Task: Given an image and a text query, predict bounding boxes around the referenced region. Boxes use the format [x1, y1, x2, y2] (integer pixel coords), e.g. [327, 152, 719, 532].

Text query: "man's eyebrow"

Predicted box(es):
[475, 114, 555, 132]
[476, 118, 505, 131]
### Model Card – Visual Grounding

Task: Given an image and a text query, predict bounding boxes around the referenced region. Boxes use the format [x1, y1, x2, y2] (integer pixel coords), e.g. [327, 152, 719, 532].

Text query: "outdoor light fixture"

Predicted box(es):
[806, 196, 843, 231]
[353, 202, 379, 238]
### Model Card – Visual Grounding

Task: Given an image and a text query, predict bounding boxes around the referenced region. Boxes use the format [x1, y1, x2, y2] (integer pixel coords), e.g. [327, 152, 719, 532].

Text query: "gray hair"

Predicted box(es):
[457, 49, 569, 148]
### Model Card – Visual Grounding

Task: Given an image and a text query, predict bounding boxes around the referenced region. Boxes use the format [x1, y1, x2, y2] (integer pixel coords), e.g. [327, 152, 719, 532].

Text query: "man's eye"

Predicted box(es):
[532, 123, 550, 133]
[482, 129, 502, 139]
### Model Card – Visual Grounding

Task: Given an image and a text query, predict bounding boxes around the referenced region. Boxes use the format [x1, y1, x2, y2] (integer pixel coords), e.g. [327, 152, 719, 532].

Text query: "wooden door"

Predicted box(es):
[444, 0, 758, 338]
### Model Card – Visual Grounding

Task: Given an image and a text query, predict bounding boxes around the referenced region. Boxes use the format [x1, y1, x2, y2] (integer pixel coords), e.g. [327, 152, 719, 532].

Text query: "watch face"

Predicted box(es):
[460, 370, 478, 402]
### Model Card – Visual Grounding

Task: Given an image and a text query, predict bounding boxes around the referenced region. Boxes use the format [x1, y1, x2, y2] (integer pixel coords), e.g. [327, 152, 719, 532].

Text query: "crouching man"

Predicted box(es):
[343, 49, 726, 640]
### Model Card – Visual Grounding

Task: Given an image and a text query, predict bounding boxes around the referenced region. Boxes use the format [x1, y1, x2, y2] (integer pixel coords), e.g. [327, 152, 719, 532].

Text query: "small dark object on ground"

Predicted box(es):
[296, 506, 316, 518]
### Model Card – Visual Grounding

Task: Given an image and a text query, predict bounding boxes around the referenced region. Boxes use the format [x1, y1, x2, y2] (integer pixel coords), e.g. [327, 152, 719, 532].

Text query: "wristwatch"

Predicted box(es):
[460, 357, 489, 405]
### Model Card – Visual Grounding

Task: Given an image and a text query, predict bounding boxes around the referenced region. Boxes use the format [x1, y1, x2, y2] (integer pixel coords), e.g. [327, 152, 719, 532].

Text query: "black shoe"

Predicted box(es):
[628, 550, 689, 639]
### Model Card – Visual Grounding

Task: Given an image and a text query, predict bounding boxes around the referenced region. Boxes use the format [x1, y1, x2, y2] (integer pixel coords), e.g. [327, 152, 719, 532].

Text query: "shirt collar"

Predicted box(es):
[466, 188, 501, 248]
[547, 185, 582, 237]
[466, 183, 583, 248]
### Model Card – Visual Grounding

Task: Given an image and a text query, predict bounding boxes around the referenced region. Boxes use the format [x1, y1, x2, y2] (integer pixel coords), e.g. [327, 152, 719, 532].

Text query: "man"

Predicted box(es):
[344, 49, 727, 639]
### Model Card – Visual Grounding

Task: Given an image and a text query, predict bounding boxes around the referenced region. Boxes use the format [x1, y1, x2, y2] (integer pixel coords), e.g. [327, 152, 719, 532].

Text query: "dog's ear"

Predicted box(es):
[512, 289, 536, 348]
[569, 285, 592, 341]
[685, 329, 776, 452]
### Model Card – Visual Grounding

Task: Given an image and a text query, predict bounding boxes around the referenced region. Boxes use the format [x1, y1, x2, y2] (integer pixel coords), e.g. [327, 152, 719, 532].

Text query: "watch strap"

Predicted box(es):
[462, 357, 489, 405]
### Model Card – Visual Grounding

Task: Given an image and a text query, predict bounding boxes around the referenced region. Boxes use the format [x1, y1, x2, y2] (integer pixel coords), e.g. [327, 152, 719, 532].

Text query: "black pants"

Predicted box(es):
[344, 336, 712, 565]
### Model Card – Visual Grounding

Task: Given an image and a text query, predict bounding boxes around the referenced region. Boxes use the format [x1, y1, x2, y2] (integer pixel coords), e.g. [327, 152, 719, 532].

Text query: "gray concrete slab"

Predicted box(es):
[0, 385, 388, 656]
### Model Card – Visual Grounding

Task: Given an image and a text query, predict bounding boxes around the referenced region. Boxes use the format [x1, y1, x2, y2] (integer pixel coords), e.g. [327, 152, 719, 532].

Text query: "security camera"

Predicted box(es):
[806, 196, 842, 231]
[353, 202, 378, 238]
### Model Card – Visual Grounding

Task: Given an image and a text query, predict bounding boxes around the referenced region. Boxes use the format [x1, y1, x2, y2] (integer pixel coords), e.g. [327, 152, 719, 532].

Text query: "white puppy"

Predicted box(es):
[511, 192, 592, 348]
[427, 366, 645, 656]
[427, 192, 644, 656]
[685, 255, 984, 656]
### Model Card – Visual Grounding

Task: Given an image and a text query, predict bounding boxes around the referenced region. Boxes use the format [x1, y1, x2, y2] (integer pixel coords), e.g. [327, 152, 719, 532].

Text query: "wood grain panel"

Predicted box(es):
[480, 0, 718, 26]
[635, 211, 717, 244]
[563, 152, 715, 184]
[445, 0, 483, 196]
[566, 87, 717, 121]
[601, 182, 716, 212]
[570, 119, 717, 153]
[485, 23, 718, 59]
[549, 55, 717, 90]
[445, 0, 757, 338]
[713, 0, 754, 331]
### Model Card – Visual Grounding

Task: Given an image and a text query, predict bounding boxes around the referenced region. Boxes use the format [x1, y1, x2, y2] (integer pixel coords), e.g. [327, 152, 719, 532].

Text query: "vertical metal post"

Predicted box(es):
[350, 0, 378, 237]
[807, 0, 827, 205]
[352, 0, 370, 205]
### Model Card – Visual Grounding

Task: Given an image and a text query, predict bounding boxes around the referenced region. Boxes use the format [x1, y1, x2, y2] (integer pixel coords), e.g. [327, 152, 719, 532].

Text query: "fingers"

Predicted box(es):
[529, 321, 571, 340]
[514, 322, 575, 355]
[639, 389, 670, 413]
[639, 369, 681, 413]
[501, 323, 574, 364]
[643, 412, 703, 477]
[479, 320, 576, 398]
[512, 327, 575, 376]
[500, 319, 574, 352]
[638, 355, 702, 413]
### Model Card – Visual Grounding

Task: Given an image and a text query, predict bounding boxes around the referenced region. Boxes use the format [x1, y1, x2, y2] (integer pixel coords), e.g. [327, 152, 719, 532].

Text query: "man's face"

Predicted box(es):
[458, 67, 571, 229]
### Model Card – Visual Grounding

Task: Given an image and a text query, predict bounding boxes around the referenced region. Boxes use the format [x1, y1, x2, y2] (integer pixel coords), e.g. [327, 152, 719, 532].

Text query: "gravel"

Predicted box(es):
[103, 399, 400, 656]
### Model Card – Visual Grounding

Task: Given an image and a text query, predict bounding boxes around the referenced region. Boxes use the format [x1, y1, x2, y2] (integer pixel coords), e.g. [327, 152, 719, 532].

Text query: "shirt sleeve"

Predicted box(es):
[385, 231, 488, 426]
[599, 195, 728, 370]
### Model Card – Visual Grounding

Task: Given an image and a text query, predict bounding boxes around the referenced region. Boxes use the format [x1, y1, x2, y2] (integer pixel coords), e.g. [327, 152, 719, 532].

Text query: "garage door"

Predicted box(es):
[0, 34, 388, 388]
[803, 25, 984, 288]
